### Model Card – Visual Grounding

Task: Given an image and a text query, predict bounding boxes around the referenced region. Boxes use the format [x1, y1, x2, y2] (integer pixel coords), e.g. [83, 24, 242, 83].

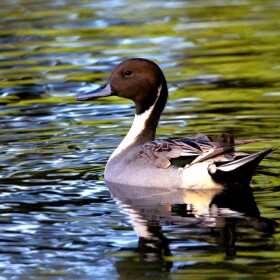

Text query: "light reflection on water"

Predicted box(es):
[0, 0, 280, 279]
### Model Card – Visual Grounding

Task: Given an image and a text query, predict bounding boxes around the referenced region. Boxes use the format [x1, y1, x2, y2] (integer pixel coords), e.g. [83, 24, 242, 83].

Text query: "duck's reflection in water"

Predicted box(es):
[107, 182, 276, 277]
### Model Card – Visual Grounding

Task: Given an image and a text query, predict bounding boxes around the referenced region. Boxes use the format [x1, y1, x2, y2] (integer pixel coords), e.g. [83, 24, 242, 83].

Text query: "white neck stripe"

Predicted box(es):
[109, 85, 162, 159]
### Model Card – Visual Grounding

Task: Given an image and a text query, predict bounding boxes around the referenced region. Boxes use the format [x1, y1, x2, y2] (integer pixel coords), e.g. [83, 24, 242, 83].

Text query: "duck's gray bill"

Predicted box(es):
[76, 82, 112, 101]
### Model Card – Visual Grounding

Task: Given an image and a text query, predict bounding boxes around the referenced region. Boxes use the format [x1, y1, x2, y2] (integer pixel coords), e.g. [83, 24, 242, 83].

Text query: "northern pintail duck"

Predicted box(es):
[76, 58, 274, 189]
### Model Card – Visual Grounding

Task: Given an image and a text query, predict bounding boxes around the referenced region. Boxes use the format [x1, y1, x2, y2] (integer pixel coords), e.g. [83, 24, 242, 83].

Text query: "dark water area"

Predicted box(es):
[0, 0, 280, 279]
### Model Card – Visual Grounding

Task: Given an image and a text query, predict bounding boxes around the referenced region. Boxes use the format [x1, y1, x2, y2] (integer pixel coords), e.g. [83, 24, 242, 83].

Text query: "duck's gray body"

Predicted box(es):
[104, 135, 273, 189]
[76, 58, 274, 189]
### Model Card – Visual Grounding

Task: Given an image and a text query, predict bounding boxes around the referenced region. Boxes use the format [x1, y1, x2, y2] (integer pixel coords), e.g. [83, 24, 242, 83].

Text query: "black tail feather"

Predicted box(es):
[210, 148, 275, 185]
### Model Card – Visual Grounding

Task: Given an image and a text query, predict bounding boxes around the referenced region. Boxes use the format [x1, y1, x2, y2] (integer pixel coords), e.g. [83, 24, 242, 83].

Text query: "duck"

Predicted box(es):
[76, 58, 274, 189]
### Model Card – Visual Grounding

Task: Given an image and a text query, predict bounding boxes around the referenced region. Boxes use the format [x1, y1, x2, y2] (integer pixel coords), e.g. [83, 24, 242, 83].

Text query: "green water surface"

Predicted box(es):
[0, 0, 280, 279]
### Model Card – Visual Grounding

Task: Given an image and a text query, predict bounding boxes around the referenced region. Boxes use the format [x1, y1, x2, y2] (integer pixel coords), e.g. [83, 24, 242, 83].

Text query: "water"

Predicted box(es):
[0, 0, 280, 279]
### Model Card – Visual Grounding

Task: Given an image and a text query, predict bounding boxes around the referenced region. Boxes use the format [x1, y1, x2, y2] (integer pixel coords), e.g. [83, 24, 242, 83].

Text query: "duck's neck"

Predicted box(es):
[109, 86, 165, 160]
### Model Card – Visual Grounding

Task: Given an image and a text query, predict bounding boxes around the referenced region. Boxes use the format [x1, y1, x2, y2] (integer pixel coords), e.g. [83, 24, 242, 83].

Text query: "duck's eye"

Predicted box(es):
[124, 69, 132, 76]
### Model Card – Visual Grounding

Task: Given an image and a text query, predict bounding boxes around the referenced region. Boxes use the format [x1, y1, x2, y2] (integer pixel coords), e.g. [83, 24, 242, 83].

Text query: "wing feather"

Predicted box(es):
[130, 133, 270, 170]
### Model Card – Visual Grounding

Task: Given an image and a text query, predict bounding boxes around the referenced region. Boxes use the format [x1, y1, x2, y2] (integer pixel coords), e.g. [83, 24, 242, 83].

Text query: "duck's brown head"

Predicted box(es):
[76, 58, 168, 115]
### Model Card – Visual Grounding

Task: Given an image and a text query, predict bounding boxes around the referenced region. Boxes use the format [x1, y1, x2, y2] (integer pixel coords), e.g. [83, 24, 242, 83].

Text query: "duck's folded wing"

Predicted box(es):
[130, 133, 270, 170]
[130, 137, 216, 168]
